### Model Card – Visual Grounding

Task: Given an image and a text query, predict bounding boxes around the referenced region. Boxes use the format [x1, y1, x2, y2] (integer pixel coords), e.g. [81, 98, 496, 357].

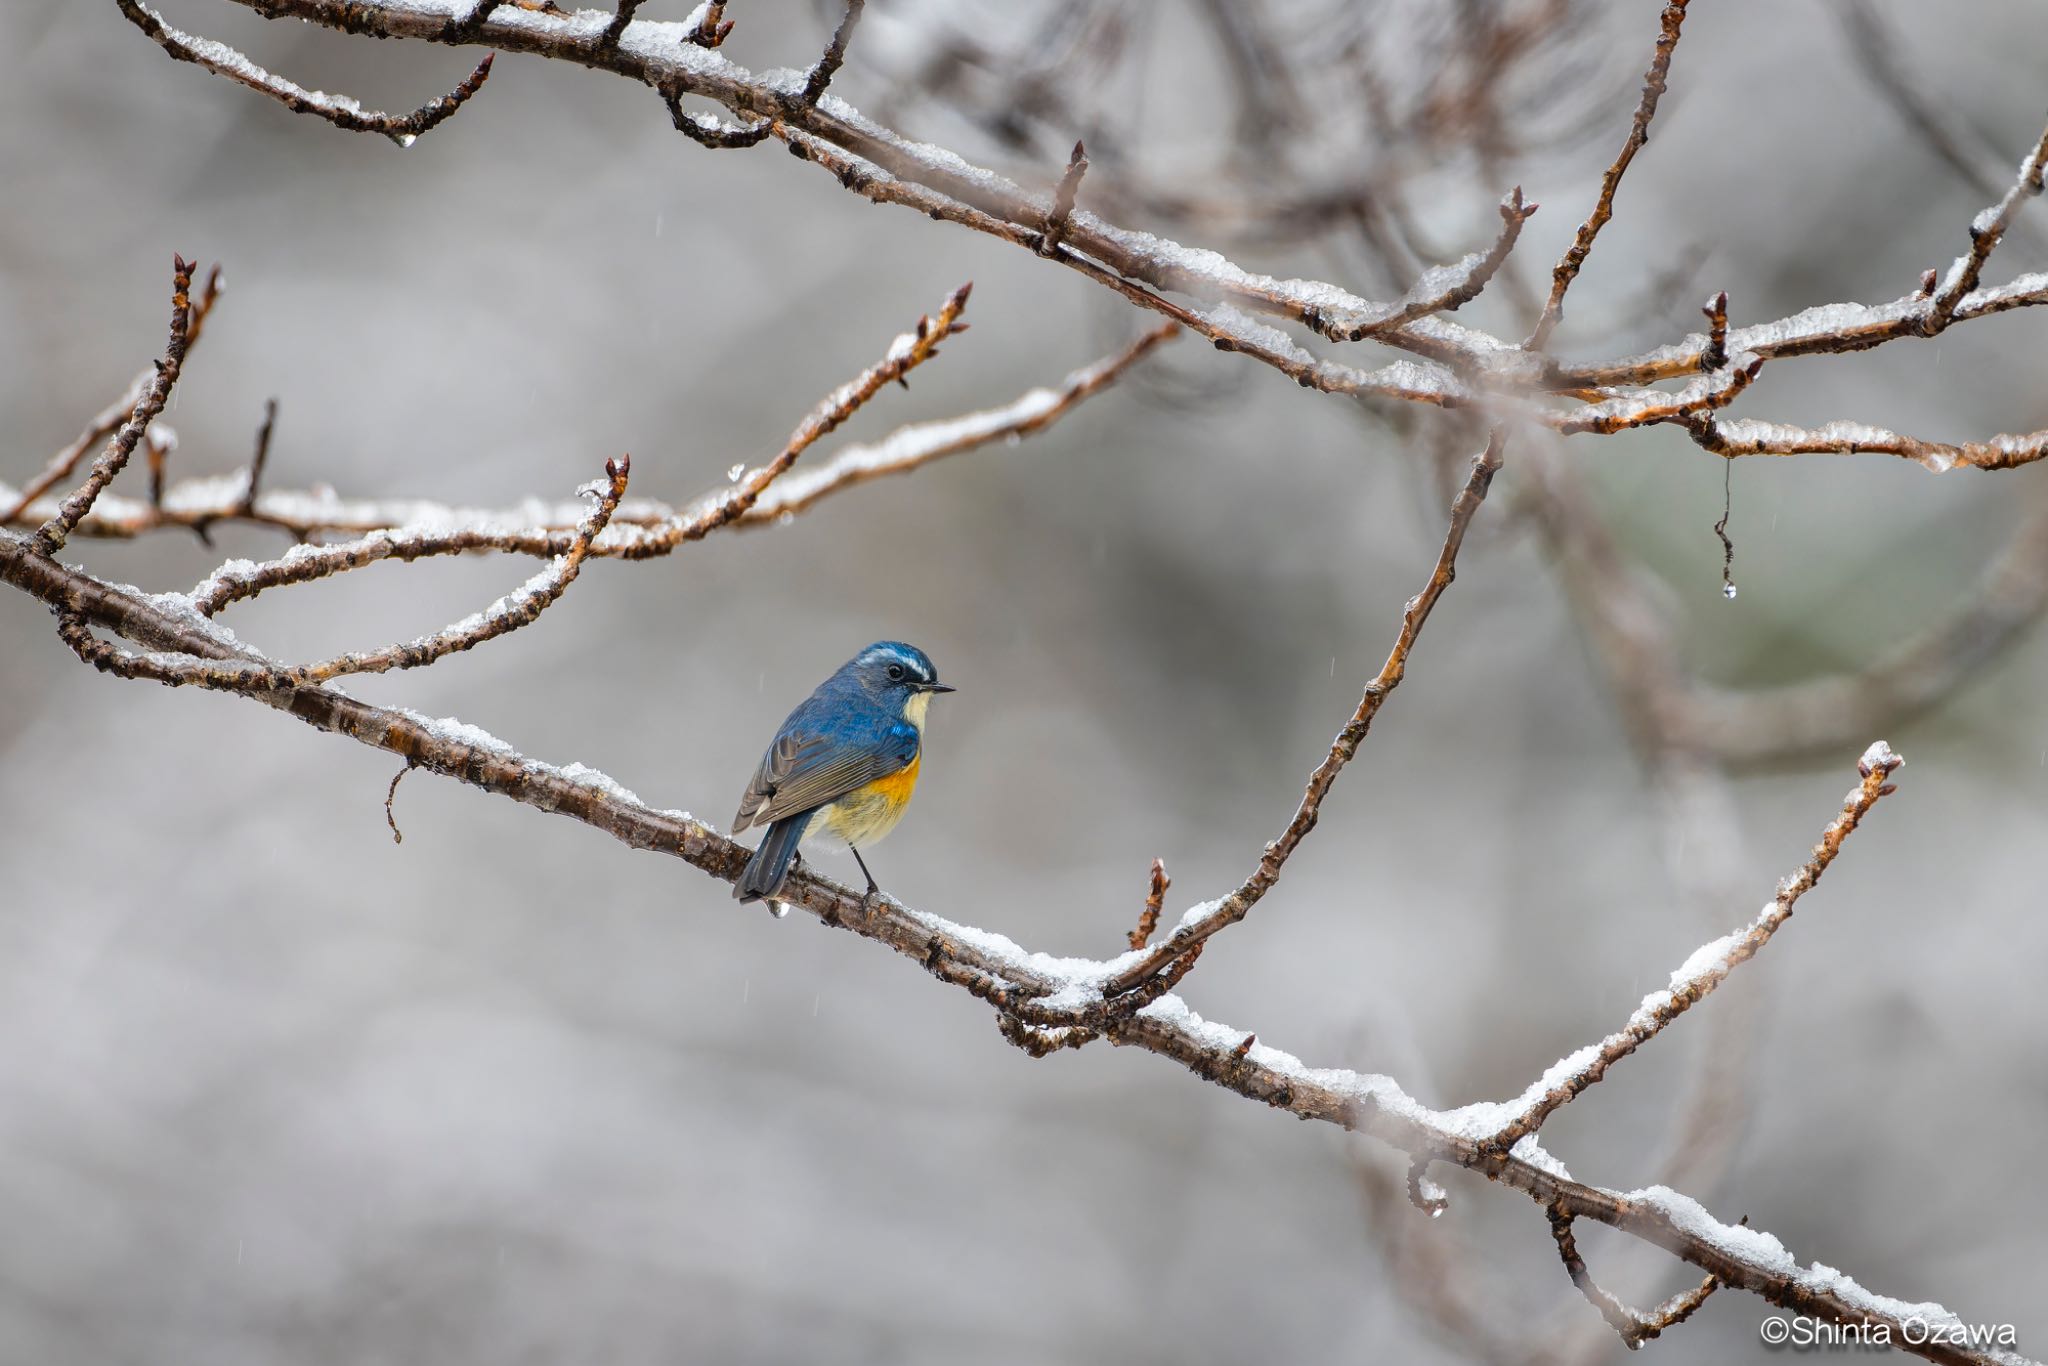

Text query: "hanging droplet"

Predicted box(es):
[395, 133, 418, 149]
[1714, 458, 1737, 601]
[771, 901, 790, 920]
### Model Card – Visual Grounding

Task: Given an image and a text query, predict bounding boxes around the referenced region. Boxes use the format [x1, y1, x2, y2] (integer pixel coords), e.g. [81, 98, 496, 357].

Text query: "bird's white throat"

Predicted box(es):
[901, 690, 933, 732]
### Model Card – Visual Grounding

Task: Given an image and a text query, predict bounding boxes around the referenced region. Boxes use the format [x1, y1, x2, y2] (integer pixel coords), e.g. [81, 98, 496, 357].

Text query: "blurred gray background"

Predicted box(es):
[5, 1, 2047, 1362]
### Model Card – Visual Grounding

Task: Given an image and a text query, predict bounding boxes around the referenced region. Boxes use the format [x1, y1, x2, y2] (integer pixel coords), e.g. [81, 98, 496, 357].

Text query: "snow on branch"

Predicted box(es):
[122, 0, 2045, 474]
[3, 517, 2016, 1362]
[1482, 743, 1904, 1154]
[113, 0, 494, 147]
[1, 322, 1174, 553]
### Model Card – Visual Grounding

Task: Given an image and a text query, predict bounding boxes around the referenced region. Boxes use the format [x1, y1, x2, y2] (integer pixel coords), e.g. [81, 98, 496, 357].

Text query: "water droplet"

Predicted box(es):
[1722, 582, 1738, 600]
[727, 463, 745, 481]
[396, 133, 417, 149]
[1004, 432, 1022, 447]
[771, 901, 790, 920]
[1429, 1207, 1443, 1220]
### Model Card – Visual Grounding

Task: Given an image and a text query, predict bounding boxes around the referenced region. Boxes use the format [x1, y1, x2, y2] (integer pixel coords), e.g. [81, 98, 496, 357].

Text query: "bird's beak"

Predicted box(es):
[923, 683, 956, 694]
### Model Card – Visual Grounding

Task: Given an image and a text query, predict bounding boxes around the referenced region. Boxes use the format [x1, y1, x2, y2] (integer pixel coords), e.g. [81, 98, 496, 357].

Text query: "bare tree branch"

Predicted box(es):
[4, 322, 1173, 546]
[1525, 0, 1692, 350]
[34, 255, 198, 556]
[90, 0, 2036, 485]
[114, 0, 494, 146]
[5, 520, 2013, 1363]
[1484, 743, 1903, 1153]
[1549, 1200, 1722, 1348]
[1107, 429, 1506, 996]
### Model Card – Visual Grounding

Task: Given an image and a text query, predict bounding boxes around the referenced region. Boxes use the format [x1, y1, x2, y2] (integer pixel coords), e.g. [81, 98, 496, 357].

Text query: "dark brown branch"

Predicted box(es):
[1107, 429, 1507, 997]
[1525, 0, 1691, 350]
[1548, 1201, 1721, 1348]
[601, 0, 641, 46]
[800, 0, 865, 107]
[663, 85, 773, 148]
[384, 762, 414, 843]
[3, 264, 221, 527]
[34, 255, 197, 557]
[114, 0, 494, 147]
[451, 0, 504, 38]
[237, 399, 279, 519]
[1700, 290, 1729, 371]
[1406, 1157, 1448, 1217]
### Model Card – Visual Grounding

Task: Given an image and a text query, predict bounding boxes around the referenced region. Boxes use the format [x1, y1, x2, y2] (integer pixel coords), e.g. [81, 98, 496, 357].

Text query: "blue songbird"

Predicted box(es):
[732, 641, 953, 908]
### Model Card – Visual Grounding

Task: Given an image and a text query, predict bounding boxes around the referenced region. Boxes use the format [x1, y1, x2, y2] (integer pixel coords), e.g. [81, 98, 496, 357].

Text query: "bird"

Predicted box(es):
[732, 641, 954, 911]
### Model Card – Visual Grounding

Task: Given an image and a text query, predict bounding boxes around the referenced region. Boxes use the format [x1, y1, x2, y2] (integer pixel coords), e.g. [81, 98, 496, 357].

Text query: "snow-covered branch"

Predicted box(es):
[96, 0, 2048, 471]
[1, 518, 2016, 1362]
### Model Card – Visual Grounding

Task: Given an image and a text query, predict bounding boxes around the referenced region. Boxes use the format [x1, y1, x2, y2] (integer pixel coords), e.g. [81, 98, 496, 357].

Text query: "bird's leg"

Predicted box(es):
[849, 845, 881, 920]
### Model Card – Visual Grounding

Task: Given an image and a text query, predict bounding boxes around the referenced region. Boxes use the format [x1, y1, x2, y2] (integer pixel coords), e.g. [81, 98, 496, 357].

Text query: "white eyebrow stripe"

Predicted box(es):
[860, 644, 929, 679]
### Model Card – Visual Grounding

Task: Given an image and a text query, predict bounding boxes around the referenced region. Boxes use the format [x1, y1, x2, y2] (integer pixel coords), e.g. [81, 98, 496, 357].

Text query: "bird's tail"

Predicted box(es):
[735, 812, 809, 904]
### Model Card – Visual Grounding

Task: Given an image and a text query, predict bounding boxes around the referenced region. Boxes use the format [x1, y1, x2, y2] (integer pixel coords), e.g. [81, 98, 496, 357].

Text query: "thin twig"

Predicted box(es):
[688, 2, 732, 48]
[3, 265, 221, 526]
[385, 762, 414, 843]
[601, 0, 641, 46]
[1037, 139, 1089, 257]
[1548, 1201, 1722, 1348]
[1524, 0, 1691, 350]
[1318, 188, 1538, 341]
[1484, 742, 1904, 1151]
[799, 0, 866, 107]
[178, 286, 973, 617]
[1107, 429, 1507, 997]
[34, 255, 197, 557]
[1922, 114, 2048, 332]
[5, 321, 1172, 549]
[1129, 858, 1169, 951]
[237, 399, 278, 518]
[114, 0, 493, 147]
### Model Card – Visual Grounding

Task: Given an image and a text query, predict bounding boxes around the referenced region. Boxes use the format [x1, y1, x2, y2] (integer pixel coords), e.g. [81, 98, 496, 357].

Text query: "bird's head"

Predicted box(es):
[843, 641, 953, 725]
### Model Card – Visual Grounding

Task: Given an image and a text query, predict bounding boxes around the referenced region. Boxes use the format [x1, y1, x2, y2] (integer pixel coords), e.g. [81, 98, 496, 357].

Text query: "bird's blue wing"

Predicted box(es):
[732, 707, 918, 831]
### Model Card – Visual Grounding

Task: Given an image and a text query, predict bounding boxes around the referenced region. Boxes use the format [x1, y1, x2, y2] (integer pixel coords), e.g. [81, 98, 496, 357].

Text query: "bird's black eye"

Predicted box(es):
[886, 664, 906, 682]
